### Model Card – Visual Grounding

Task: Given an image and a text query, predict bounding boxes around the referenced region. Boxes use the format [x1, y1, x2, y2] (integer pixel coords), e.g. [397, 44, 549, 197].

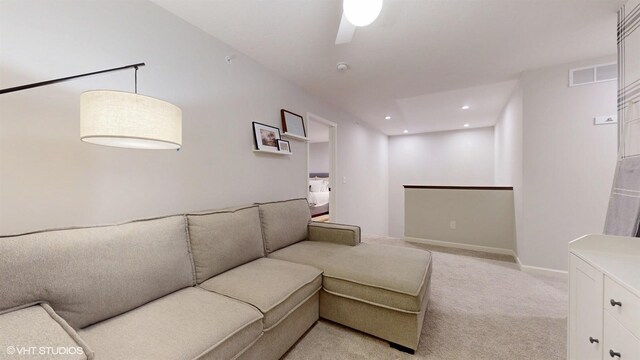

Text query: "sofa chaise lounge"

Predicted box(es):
[0, 198, 432, 359]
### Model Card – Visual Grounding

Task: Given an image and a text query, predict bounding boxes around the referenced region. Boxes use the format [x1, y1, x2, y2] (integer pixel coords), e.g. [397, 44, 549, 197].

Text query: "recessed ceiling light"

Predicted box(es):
[464, 123, 470, 127]
[385, 115, 391, 120]
[403, 130, 408, 133]
[461, 105, 470, 110]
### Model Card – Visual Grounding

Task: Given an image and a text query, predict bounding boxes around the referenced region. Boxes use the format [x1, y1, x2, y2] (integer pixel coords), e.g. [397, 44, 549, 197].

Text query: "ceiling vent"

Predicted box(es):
[569, 63, 617, 87]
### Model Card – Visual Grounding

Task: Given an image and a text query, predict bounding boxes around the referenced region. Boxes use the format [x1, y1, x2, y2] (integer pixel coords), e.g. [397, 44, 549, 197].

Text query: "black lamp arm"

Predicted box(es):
[0, 62, 145, 95]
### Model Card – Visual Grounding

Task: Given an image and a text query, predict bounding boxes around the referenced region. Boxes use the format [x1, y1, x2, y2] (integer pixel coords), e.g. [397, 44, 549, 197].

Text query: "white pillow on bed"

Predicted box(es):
[320, 179, 330, 192]
[309, 179, 323, 192]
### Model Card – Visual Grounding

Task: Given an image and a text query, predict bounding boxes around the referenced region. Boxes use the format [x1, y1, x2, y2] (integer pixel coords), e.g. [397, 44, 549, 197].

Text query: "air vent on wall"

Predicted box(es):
[569, 63, 617, 87]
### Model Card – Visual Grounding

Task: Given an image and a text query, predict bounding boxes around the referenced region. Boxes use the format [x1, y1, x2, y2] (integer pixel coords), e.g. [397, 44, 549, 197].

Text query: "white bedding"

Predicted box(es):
[309, 179, 324, 192]
[309, 190, 329, 206]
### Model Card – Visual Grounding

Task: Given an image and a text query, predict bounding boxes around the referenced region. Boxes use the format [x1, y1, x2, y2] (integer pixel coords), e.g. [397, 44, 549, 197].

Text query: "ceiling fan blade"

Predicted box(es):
[335, 13, 356, 45]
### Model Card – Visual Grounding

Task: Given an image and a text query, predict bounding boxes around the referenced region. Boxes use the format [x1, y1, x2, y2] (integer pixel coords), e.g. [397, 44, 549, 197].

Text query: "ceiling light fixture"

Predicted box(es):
[343, 0, 383, 27]
[403, 130, 409, 133]
[464, 124, 470, 127]
[461, 105, 470, 110]
[385, 115, 391, 120]
[0, 63, 182, 150]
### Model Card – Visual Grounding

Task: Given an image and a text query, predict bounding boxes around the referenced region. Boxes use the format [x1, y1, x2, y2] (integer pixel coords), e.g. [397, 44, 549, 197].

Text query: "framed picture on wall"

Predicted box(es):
[281, 109, 306, 137]
[277, 139, 291, 153]
[252, 122, 281, 152]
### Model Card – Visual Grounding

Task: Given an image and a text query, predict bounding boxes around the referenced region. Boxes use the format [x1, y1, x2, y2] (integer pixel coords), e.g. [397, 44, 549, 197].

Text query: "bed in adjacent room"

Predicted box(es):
[309, 173, 330, 218]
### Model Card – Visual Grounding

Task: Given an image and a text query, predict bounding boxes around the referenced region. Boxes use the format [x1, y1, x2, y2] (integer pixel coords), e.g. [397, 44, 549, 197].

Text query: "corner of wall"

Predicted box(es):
[492, 80, 524, 261]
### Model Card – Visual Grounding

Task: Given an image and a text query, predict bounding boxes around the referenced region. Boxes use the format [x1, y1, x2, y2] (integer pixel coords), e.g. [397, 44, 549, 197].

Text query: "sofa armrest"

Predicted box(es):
[0, 303, 93, 359]
[308, 222, 361, 246]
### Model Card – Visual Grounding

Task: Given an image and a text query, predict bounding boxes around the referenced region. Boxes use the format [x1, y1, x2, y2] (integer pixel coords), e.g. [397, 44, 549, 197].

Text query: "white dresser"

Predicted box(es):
[569, 234, 640, 360]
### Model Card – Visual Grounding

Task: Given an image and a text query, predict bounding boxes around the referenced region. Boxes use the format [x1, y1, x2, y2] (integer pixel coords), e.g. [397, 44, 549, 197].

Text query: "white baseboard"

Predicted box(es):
[518, 261, 568, 278]
[515, 255, 523, 270]
[403, 236, 517, 257]
[404, 236, 568, 279]
[515, 255, 567, 278]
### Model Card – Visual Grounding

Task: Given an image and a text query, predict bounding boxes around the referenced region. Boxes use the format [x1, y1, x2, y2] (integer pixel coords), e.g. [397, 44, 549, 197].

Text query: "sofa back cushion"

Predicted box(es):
[258, 198, 311, 253]
[187, 205, 264, 283]
[0, 215, 195, 329]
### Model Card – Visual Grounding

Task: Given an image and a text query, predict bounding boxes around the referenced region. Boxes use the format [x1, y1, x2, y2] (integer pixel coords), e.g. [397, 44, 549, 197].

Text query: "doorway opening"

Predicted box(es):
[306, 113, 337, 222]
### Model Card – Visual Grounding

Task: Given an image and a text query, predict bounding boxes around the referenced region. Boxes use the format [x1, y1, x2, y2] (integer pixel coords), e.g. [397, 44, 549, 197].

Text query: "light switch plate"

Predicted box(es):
[594, 115, 617, 125]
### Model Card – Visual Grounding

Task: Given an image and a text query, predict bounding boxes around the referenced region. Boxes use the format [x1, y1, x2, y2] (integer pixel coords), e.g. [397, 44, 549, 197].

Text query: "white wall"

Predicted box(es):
[517, 57, 618, 271]
[494, 87, 523, 186]
[309, 142, 329, 174]
[339, 121, 389, 234]
[0, 0, 389, 236]
[388, 127, 495, 236]
[494, 86, 524, 255]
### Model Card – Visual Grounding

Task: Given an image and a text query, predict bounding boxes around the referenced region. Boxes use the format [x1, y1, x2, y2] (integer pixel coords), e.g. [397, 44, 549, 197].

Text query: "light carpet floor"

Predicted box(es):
[283, 236, 568, 360]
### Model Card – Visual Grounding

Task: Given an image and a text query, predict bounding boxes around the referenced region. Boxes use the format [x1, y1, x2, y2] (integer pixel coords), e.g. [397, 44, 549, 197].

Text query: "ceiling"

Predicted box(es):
[152, 0, 622, 135]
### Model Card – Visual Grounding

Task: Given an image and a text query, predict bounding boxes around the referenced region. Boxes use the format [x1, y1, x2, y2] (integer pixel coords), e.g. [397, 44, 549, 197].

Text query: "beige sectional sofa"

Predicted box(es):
[0, 199, 432, 359]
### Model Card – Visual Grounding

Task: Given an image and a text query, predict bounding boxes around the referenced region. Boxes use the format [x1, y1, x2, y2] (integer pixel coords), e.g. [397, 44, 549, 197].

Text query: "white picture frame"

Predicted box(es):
[252, 121, 281, 152]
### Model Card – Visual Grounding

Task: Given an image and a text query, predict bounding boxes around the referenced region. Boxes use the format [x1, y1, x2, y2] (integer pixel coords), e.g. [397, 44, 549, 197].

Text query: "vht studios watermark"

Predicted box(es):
[5, 346, 84, 356]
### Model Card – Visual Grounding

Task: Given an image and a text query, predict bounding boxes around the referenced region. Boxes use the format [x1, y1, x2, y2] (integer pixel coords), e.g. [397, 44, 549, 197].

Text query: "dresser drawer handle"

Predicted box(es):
[610, 299, 622, 307]
[610, 349, 621, 358]
[589, 337, 599, 344]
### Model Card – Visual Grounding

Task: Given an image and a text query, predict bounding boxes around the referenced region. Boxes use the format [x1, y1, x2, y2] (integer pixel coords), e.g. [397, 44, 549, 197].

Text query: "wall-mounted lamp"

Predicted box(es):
[0, 63, 182, 150]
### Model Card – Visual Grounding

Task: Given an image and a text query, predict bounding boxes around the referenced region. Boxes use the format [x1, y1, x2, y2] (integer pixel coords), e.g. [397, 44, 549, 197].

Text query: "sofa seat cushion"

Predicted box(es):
[269, 241, 432, 313]
[78, 287, 263, 360]
[199, 258, 322, 330]
[0, 304, 91, 359]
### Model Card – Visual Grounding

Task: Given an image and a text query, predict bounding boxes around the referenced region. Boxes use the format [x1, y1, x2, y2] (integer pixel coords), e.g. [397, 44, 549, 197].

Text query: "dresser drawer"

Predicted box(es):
[604, 311, 640, 359]
[604, 276, 640, 339]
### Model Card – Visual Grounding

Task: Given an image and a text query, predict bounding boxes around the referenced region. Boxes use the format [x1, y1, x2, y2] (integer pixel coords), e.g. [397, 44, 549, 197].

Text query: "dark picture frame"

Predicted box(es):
[277, 139, 291, 153]
[280, 109, 306, 137]
[252, 121, 281, 152]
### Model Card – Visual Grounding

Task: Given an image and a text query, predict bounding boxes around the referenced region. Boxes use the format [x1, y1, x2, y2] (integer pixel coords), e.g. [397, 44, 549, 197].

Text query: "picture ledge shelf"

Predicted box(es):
[252, 149, 292, 156]
[281, 132, 309, 141]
